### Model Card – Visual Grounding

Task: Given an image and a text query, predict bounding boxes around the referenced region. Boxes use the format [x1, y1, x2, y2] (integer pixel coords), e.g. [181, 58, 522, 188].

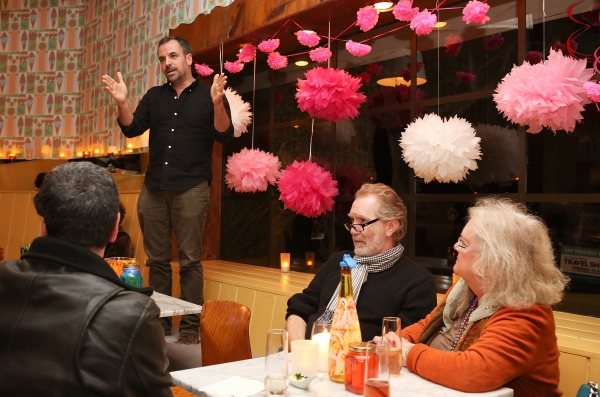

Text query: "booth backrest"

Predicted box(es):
[0, 190, 147, 271]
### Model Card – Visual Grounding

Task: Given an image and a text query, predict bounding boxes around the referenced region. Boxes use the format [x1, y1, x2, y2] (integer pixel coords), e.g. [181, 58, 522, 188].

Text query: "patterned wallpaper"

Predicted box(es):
[0, 0, 234, 160]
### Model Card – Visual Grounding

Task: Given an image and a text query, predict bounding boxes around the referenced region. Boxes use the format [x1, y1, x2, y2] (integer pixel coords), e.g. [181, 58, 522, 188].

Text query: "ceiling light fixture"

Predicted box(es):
[374, 2, 394, 12]
[295, 60, 309, 67]
[434, 21, 447, 28]
[294, 29, 316, 35]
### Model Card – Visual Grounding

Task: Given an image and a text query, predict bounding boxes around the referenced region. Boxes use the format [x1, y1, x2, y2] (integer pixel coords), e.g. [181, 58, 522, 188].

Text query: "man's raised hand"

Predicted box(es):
[101, 71, 128, 104]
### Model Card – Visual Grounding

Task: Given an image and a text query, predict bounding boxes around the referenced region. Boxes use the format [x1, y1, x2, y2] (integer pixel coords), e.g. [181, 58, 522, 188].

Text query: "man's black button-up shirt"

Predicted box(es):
[118, 79, 234, 191]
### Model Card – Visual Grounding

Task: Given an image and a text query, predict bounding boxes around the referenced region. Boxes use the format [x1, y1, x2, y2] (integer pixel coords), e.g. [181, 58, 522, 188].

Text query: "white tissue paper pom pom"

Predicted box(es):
[224, 88, 252, 137]
[399, 113, 481, 183]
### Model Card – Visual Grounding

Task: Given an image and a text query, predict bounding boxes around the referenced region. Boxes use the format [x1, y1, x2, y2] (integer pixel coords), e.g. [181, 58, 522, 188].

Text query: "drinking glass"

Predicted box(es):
[364, 340, 390, 397]
[265, 329, 288, 396]
[382, 316, 402, 376]
[20, 243, 30, 255]
[310, 321, 331, 372]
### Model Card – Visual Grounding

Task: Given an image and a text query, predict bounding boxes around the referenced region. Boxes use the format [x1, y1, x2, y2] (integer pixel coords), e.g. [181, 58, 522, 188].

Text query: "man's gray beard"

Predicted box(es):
[353, 232, 387, 257]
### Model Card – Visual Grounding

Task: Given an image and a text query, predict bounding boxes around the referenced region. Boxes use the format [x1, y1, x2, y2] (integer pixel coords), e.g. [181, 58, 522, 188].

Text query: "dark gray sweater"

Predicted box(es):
[286, 250, 437, 341]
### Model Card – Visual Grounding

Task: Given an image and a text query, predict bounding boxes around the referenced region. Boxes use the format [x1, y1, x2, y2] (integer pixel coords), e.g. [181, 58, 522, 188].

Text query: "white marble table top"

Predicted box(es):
[151, 292, 202, 318]
[171, 356, 513, 397]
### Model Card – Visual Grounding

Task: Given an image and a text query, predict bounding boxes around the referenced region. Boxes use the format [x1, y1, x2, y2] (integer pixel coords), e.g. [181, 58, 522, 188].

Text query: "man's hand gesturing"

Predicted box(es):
[210, 73, 227, 105]
[101, 71, 128, 105]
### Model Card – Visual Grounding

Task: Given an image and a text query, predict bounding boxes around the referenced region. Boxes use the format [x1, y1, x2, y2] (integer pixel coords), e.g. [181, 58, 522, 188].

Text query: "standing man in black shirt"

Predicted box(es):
[101, 36, 234, 344]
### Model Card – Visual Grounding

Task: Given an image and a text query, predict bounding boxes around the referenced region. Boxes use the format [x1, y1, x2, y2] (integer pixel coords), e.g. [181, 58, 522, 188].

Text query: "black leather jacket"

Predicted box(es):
[0, 237, 173, 396]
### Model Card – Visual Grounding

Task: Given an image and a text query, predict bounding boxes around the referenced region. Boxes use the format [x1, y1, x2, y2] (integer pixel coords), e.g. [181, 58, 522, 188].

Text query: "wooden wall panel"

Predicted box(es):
[559, 353, 589, 397]
[590, 358, 600, 387]
[219, 283, 239, 302]
[0, 193, 16, 258]
[251, 290, 277, 356]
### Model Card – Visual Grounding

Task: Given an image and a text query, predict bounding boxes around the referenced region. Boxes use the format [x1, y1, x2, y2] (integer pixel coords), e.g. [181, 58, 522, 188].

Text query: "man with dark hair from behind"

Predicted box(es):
[0, 162, 173, 396]
[104, 201, 134, 258]
[33, 171, 47, 189]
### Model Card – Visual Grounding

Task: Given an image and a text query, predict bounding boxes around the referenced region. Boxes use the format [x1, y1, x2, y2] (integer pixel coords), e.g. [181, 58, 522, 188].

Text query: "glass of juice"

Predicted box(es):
[382, 317, 402, 376]
[364, 340, 390, 397]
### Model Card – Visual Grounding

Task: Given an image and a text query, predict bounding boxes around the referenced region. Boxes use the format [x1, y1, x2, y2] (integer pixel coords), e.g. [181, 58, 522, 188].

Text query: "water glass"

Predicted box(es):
[265, 329, 288, 396]
[382, 316, 402, 376]
[364, 340, 390, 397]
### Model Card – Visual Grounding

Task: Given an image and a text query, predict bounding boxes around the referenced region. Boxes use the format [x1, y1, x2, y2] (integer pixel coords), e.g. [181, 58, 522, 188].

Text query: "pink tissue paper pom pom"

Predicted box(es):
[310, 47, 332, 63]
[393, 0, 419, 22]
[494, 49, 594, 133]
[297, 31, 320, 47]
[296, 67, 366, 122]
[457, 71, 475, 83]
[483, 34, 504, 50]
[267, 52, 288, 70]
[225, 148, 281, 193]
[258, 39, 279, 53]
[410, 9, 437, 35]
[584, 82, 600, 102]
[194, 63, 214, 77]
[278, 160, 339, 218]
[358, 72, 372, 84]
[357, 5, 379, 32]
[237, 44, 256, 63]
[445, 34, 463, 56]
[346, 40, 372, 57]
[224, 60, 244, 73]
[462, 0, 490, 25]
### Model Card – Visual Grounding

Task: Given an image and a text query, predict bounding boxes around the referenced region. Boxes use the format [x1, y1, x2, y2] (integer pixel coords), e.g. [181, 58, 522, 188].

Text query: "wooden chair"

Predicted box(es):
[200, 300, 252, 366]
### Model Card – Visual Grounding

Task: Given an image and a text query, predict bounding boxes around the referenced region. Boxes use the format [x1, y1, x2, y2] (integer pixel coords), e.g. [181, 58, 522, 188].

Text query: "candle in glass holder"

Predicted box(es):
[280, 253, 290, 272]
[311, 321, 331, 372]
[291, 340, 319, 377]
[305, 251, 315, 266]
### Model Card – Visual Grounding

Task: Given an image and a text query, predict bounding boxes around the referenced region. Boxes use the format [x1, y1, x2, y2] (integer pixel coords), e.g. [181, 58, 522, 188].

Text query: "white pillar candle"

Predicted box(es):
[311, 330, 331, 372]
[291, 340, 319, 377]
[280, 253, 290, 273]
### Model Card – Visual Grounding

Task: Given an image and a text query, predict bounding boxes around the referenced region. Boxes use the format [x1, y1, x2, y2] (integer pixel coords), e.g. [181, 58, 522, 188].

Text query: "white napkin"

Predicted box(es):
[199, 376, 264, 397]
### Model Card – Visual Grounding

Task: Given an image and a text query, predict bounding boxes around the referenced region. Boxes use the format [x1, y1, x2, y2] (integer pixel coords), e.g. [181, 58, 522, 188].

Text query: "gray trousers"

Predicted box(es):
[137, 181, 210, 335]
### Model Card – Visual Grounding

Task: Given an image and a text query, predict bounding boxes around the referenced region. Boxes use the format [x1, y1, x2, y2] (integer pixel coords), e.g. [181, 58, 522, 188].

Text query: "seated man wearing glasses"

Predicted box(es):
[286, 183, 437, 342]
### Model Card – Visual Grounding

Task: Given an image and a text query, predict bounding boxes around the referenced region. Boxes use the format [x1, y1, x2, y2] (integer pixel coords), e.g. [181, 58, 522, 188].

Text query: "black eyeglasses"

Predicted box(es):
[344, 218, 380, 232]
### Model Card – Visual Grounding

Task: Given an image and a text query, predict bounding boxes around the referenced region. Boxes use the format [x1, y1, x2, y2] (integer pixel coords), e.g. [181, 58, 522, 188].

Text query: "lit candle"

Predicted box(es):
[280, 253, 290, 273]
[311, 330, 331, 372]
[305, 251, 315, 266]
[291, 340, 319, 377]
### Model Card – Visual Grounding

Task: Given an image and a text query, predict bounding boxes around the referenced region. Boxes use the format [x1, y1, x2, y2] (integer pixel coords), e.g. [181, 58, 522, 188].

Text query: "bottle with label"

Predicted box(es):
[328, 254, 362, 383]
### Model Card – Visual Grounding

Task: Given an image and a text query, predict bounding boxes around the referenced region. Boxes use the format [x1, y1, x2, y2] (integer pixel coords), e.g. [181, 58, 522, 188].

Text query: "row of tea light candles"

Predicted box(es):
[280, 252, 315, 272]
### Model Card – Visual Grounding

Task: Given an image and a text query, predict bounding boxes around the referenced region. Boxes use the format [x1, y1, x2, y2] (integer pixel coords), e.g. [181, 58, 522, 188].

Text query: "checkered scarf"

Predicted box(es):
[316, 244, 404, 324]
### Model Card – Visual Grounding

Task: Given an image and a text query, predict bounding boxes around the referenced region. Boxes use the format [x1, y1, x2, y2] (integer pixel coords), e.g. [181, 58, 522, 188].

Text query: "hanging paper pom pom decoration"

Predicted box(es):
[445, 34, 463, 56]
[366, 64, 383, 75]
[267, 52, 288, 70]
[399, 114, 481, 183]
[224, 88, 252, 138]
[224, 60, 244, 73]
[462, 0, 490, 25]
[394, 0, 419, 22]
[194, 63, 214, 77]
[278, 160, 339, 218]
[357, 6, 379, 32]
[346, 40, 372, 57]
[457, 71, 475, 83]
[336, 164, 369, 195]
[584, 82, 600, 102]
[297, 31, 320, 47]
[467, 124, 518, 186]
[258, 39, 280, 53]
[237, 44, 256, 63]
[310, 47, 332, 63]
[483, 34, 504, 50]
[494, 49, 594, 133]
[410, 9, 437, 35]
[296, 67, 366, 122]
[225, 148, 281, 193]
[525, 50, 543, 65]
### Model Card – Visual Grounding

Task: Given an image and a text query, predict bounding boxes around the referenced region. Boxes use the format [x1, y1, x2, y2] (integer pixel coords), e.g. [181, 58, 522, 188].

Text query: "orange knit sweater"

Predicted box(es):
[402, 298, 561, 397]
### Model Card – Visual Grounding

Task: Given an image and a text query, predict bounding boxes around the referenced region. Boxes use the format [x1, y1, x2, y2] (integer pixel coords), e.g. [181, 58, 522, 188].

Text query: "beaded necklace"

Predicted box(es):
[450, 296, 479, 352]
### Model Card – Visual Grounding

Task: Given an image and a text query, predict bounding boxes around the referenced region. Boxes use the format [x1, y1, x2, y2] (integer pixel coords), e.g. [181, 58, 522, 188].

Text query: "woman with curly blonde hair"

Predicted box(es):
[385, 197, 568, 397]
